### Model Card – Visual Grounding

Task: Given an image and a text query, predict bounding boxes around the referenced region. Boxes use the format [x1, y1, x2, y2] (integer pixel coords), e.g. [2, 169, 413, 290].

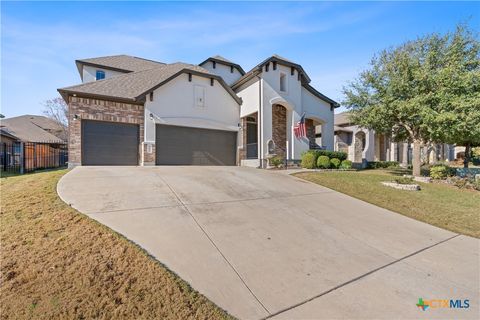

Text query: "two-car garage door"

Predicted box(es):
[155, 124, 236, 165]
[82, 120, 139, 165]
[81, 120, 236, 166]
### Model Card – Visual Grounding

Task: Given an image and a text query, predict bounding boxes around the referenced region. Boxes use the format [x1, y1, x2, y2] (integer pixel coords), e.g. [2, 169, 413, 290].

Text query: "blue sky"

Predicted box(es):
[1, 1, 478, 117]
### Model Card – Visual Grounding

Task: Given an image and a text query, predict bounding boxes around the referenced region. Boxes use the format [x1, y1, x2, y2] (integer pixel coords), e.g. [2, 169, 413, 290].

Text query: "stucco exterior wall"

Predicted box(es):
[144, 73, 241, 164]
[301, 87, 334, 151]
[201, 61, 243, 86]
[237, 63, 336, 162]
[82, 65, 126, 83]
[237, 78, 260, 117]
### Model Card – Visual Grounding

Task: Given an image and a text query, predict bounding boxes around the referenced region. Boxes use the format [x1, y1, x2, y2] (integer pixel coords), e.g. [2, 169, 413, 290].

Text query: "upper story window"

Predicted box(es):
[96, 70, 105, 80]
[280, 73, 287, 92]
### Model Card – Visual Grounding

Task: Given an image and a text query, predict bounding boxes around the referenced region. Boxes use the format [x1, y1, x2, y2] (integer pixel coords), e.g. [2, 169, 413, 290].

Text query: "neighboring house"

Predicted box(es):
[334, 112, 455, 165]
[58, 54, 339, 167]
[0, 115, 67, 171]
[0, 115, 66, 143]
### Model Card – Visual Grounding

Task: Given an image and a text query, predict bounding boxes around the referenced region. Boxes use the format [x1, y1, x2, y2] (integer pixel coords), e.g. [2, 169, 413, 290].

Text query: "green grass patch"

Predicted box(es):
[294, 169, 480, 238]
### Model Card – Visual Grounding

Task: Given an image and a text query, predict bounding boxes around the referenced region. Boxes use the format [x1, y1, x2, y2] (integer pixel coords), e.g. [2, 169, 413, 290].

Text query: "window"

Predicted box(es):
[280, 73, 287, 92]
[96, 70, 105, 80]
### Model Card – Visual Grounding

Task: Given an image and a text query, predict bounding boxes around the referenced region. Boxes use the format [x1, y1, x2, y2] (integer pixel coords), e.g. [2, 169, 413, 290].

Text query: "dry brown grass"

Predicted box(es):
[0, 170, 234, 320]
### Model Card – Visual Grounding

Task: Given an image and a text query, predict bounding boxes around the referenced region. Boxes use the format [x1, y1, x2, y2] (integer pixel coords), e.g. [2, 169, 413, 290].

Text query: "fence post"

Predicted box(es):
[20, 142, 25, 174]
[2, 143, 6, 172]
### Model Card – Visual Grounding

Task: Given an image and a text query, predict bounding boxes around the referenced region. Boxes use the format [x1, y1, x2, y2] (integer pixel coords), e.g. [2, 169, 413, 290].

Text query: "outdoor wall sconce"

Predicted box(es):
[73, 114, 79, 120]
[149, 113, 154, 120]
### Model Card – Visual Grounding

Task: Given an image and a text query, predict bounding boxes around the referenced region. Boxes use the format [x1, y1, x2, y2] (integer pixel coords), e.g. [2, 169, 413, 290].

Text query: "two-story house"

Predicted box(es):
[58, 54, 338, 167]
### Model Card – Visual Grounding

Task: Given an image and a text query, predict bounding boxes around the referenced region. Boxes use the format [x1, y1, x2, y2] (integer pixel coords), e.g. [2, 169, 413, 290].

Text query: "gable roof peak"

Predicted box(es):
[212, 55, 233, 63]
[199, 56, 246, 75]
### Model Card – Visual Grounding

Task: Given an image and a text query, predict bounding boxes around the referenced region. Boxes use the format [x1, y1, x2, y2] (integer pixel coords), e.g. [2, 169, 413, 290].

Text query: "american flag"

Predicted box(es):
[294, 113, 306, 138]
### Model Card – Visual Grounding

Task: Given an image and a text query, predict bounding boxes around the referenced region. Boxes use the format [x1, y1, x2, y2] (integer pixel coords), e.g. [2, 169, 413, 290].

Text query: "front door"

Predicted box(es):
[246, 121, 258, 159]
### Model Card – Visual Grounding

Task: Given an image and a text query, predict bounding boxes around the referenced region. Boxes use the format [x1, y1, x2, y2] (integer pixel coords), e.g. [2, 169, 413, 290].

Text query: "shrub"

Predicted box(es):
[367, 161, 399, 169]
[269, 156, 284, 168]
[303, 150, 348, 162]
[301, 152, 316, 169]
[317, 156, 331, 169]
[340, 160, 352, 169]
[330, 158, 341, 169]
[430, 165, 449, 179]
[393, 177, 414, 185]
[473, 180, 480, 191]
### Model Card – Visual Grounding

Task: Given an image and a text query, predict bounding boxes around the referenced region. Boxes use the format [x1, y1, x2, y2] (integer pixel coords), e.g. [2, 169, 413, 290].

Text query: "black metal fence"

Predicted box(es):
[1, 142, 68, 174]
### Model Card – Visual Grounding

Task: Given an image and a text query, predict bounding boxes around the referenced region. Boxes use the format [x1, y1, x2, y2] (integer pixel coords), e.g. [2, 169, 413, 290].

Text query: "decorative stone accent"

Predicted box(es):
[68, 96, 144, 167]
[238, 116, 248, 164]
[305, 119, 316, 148]
[381, 182, 421, 191]
[272, 104, 286, 158]
[142, 142, 155, 165]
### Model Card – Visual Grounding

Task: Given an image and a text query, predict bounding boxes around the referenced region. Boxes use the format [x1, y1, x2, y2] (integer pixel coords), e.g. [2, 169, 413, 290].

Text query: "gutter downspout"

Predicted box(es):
[256, 75, 263, 168]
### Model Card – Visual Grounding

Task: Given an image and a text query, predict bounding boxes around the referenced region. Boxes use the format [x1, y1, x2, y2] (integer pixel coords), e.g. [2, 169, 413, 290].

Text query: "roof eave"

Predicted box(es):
[57, 88, 142, 105]
[303, 84, 340, 108]
[199, 57, 246, 75]
[231, 68, 262, 91]
[75, 60, 134, 74]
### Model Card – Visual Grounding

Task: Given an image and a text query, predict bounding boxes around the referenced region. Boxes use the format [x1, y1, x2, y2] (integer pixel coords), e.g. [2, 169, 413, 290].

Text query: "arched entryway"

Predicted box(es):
[354, 131, 366, 162]
[272, 104, 287, 158]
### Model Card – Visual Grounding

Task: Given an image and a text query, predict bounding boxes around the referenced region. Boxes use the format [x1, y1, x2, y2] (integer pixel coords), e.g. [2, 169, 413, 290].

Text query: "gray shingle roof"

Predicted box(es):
[334, 112, 354, 126]
[59, 63, 242, 104]
[76, 55, 165, 73]
[1, 115, 65, 143]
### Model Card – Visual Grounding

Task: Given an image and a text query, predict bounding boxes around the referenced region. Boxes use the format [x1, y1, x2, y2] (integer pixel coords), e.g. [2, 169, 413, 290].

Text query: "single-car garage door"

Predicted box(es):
[82, 120, 139, 165]
[156, 124, 236, 165]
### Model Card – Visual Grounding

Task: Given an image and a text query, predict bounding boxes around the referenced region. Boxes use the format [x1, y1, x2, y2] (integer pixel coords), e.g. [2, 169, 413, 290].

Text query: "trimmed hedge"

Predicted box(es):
[301, 152, 316, 169]
[317, 156, 331, 169]
[304, 150, 348, 162]
[300, 150, 349, 169]
[330, 158, 341, 169]
[367, 161, 399, 169]
[340, 160, 352, 169]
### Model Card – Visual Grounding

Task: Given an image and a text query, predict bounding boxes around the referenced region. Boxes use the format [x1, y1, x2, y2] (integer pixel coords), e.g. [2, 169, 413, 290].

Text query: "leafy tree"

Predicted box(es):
[425, 25, 480, 167]
[343, 24, 479, 175]
[42, 97, 68, 141]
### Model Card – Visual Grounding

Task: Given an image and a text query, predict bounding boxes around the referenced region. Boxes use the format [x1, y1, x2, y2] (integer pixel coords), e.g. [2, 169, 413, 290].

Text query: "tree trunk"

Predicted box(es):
[463, 144, 471, 168]
[412, 139, 422, 176]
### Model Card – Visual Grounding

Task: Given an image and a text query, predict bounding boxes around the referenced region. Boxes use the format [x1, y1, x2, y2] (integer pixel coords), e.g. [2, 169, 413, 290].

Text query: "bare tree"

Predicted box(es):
[42, 97, 68, 140]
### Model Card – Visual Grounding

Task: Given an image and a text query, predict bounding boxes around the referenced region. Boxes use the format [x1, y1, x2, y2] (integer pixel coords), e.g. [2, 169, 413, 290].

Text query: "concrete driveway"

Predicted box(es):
[57, 166, 479, 319]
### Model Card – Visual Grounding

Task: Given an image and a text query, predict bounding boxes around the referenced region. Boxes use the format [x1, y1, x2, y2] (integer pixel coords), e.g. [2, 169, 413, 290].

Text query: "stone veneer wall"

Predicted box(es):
[68, 96, 145, 166]
[238, 116, 247, 164]
[272, 104, 287, 158]
[305, 119, 315, 148]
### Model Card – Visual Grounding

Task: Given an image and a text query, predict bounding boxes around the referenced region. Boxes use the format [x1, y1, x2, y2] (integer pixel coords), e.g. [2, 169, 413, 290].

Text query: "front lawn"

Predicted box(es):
[0, 170, 233, 319]
[294, 169, 480, 238]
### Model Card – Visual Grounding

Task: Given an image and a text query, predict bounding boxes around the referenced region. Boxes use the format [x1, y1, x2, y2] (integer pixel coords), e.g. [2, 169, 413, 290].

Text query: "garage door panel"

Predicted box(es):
[156, 124, 236, 166]
[82, 120, 139, 166]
